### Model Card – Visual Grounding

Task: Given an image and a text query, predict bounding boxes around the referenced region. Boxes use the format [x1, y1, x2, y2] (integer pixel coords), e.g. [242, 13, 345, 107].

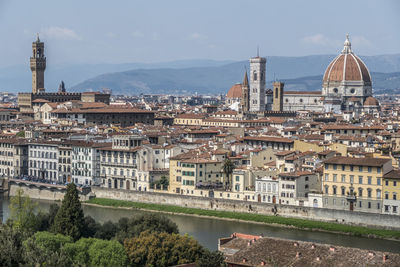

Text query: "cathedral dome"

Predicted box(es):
[226, 83, 242, 99]
[323, 35, 371, 84]
[364, 96, 379, 106]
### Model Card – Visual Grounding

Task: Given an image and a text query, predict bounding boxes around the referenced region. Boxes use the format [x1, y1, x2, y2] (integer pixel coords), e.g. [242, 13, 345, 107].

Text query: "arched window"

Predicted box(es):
[267, 183, 271, 192]
[275, 88, 278, 98]
[253, 71, 257, 81]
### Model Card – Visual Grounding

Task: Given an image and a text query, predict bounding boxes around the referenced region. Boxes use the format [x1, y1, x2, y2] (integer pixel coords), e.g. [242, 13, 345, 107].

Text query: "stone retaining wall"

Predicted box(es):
[91, 187, 400, 230]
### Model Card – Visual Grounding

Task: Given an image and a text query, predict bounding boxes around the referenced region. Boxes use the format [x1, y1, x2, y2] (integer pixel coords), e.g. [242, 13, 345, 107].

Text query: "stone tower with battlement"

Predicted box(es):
[272, 81, 284, 112]
[30, 34, 46, 94]
[249, 55, 266, 112]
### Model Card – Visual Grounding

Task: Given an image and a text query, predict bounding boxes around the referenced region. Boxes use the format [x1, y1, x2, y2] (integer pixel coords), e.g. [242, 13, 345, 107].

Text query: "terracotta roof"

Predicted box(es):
[226, 83, 242, 99]
[323, 46, 371, 83]
[383, 169, 400, 180]
[324, 156, 391, 167]
[364, 96, 380, 106]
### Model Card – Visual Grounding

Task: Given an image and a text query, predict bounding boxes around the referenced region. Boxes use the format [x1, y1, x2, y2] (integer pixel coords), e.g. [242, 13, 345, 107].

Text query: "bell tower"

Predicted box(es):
[30, 34, 46, 94]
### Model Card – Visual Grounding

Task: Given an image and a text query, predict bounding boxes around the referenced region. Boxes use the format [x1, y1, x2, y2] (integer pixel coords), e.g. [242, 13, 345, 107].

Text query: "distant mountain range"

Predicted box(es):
[1, 54, 400, 95]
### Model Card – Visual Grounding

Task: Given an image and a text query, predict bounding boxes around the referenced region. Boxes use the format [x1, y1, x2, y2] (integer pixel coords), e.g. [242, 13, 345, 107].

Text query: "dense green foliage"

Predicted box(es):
[52, 183, 85, 240]
[124, 230, 205, 267]
[1, 190, 225, 266]
[115, 213, 179, 242]
[0, 226, 27, 266]
[87, 197, 400, 240]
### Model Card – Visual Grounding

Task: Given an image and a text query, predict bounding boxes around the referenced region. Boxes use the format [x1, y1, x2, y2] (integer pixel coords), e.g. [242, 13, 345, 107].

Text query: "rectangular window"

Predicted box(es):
[368, 202, 371, 209]
[368, 176, 372, 185]
[393, 206, 398, 213]
[359, 166, 363, 172]
[341, 187, 345, 195]
[350, 175, 354, 183]
[358, 176, 363, 184]
[341, 175, 346, 183]
[235, 176, 240, 182]
[394, 181, 397, 187]
[377, 178, 381, 185]
[385, 180, 389, 186]
[333, 174, 337, 182]
[333, 164, 337, 170]
[341, 165, 345, 171]
[325, 174, 329, 181]
[368, 167, 372, 173]
[377, 167, 381, 174]
[350, 166, 354, 172]
[384, 205, 389, 212]
[368, 190, 372, 198]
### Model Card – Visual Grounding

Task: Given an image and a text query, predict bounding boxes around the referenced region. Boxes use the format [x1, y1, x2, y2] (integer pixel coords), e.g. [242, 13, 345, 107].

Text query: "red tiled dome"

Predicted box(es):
[227, 83, 242, 98]
[323, 35, 371, 84]
[364, 96, 379, 106]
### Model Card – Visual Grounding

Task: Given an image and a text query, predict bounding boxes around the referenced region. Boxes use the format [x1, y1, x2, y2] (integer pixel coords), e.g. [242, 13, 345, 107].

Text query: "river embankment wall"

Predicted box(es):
[7, 182, 400, 230]
[90, 187, 400, 230]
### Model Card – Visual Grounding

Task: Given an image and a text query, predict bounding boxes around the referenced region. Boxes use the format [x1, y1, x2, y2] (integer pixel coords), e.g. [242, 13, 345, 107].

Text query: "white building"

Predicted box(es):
[255, 176, 279, 204]
[28, 142, 59, 181]
[71, 142, 103, 185]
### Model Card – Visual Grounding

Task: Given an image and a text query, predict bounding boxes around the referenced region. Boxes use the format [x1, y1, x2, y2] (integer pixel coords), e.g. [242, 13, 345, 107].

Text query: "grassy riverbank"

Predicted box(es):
[86, 198, 400, 240]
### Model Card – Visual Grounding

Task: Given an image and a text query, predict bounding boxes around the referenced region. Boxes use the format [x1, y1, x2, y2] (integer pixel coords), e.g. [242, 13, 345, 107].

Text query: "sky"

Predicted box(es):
[0, 0, 399, 68]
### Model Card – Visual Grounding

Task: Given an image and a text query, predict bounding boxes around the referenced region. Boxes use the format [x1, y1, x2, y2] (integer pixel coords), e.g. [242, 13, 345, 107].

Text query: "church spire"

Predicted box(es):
[341, 33, 352, 54]
[36, 33, 40, 43]
[242, 70, 249, 87]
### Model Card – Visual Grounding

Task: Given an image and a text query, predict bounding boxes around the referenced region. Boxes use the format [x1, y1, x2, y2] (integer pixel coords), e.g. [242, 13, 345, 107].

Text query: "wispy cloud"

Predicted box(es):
[351, 35, 372, 47]
[301, 34, 331, 46]
[187, 32, 208, 41]
[41, 26, 82, 40]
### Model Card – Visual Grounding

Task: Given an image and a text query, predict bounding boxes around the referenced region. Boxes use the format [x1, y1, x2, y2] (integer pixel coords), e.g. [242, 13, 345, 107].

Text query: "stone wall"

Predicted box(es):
[8, 182, 400, 230]
[92, 187, 400, 230]
[8, 182, 89, 201]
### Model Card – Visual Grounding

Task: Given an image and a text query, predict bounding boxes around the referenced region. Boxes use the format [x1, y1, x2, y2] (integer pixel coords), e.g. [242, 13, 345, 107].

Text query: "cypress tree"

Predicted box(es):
[52, 183, 85, 240]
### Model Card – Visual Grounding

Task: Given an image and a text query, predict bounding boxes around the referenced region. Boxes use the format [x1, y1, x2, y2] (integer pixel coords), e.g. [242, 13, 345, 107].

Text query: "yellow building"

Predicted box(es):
[383, 170, 400, 215]
[169, 155, 223, 197]
[323, 156, 392, 213]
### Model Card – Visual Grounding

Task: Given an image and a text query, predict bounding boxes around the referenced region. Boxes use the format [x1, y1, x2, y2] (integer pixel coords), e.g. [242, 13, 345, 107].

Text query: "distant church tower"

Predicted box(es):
[30, 34, 46, 94]
[240, 70, 250, 113]
[272, 81, 284, 111]
[249, 52, 266, 112]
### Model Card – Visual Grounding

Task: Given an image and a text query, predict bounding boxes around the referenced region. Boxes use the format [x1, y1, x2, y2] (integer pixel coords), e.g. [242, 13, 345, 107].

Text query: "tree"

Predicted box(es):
[124, 231, 204, 267]
[63, 238, 128, 267]
[52, 183, 85, 240]
[82, 216, 101, 238]
[36, 203, 60, 231]
[7, 189, 38, 232]
[115, 214, 178, 243]
[0, 225, 27, 266]
[223, 159, 235, 190]
[23, 231, 73, 267]
[196, 249, 226, 267]
[88, 239, 128, 267]
[94, 221, 119, 240]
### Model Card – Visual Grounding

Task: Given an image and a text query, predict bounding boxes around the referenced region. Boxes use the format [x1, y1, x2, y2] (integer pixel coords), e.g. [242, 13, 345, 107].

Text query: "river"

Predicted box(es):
[1, 197, 400, 253]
